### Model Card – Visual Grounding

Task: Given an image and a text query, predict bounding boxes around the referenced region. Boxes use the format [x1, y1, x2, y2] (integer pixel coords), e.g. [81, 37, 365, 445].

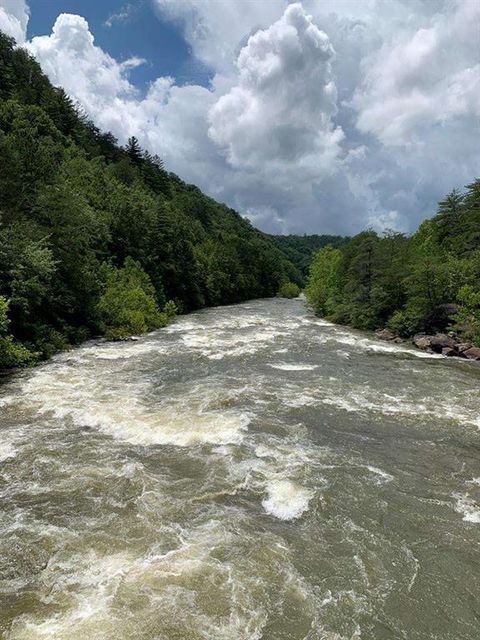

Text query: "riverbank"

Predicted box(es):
[375, 327, 480, 360]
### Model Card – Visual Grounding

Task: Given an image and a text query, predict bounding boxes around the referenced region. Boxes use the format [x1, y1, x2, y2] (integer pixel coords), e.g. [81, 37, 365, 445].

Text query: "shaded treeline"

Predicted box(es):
[271, 234, 348, 277]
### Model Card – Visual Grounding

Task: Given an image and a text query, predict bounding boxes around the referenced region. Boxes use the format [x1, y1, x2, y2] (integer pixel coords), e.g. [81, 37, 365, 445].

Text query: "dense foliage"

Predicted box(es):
[277, 281, 301, 298]
[271, 234, 348, 277]
[0, 32, 300, 366]
[306, 183, 480, 345]
[97, 258, 177, 340]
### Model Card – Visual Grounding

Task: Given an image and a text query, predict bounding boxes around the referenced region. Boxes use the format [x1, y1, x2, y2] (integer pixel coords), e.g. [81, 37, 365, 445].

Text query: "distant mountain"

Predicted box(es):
[270, 234, 348, 277]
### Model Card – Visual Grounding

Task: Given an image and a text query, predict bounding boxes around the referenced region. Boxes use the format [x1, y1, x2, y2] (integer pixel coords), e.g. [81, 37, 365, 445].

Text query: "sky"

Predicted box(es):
[0, 0, 479, 236]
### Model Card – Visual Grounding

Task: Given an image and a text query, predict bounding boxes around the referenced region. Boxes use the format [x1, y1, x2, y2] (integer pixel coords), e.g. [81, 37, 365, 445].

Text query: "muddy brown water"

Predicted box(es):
[0, 298, 479, 639]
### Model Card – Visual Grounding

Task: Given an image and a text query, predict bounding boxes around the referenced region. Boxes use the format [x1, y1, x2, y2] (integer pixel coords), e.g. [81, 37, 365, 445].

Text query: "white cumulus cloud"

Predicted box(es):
[0, 0, 29, 43]
[153, 0, 287, 75]
[208, 3, 344, 179]
[353, 0, 480, 145]
[26, 14, 142, 121]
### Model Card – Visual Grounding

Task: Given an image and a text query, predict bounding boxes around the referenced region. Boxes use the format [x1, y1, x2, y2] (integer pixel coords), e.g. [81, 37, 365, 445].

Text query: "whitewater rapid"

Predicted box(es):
[0, 298, 479, 639]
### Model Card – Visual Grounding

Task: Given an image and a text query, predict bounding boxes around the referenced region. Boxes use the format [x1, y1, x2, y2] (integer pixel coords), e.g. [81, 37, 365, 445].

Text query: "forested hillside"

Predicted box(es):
[306, 184, 480, 346]
[271, 234, 347, 276]
[0, 32, 301, 366]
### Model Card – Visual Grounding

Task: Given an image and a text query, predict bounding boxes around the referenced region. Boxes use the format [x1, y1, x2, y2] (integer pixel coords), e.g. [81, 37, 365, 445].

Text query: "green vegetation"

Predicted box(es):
[0, 32, 300, 366]
[0, 297, 37, 367]
[277, 281, 301, 298]
[306, 181, 480, 345]
[271, 234, 348, 277]
[97, 258, 174, 340]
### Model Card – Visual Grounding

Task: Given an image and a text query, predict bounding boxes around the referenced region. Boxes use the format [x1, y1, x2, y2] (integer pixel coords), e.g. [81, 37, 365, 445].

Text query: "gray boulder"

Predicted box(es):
[376, 328, 396, 341]
[463, 347, 480, 361]
[413, 334, 434, 350]
[429, 333, 457, 353]
[442, 347, 457, 357]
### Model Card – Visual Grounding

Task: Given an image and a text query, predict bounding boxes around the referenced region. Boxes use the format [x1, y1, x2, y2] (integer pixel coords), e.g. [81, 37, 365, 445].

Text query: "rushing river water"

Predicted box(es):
[0, 298, 479, 639]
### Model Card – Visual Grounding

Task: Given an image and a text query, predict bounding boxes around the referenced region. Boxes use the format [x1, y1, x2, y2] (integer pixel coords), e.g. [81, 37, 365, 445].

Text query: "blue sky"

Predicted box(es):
[1, 0, 479, 235]
[27, 0, 212, 89]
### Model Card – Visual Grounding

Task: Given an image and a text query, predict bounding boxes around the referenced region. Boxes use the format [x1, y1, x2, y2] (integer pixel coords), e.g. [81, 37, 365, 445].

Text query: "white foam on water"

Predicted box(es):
[452, 493, 480, 523]
[216, 435, 325, 523]
[0, 393, 17, 408]
[15, 361, 251, 448]
[268, 363, 318, 371]
[0, 427, 25, 462]
[0, 440, 16, 461]
[283, 380, 480, 431]
[282, 392, 319, 408]
[301, 317, 333, 327]
[253, 439, 321, 468]
[330, 334, 444, 359]
[7, 550, 135, 640]
[467, 477, 480, 486]
[364, 465, 394, 484]
[180, 325, 289, 360]
[7, 518, 305, 640]
[262, 479, 314, 520]
[54, 398, 249, 447]
[53, 337, 171, 366]
[92, 341, 170, 361]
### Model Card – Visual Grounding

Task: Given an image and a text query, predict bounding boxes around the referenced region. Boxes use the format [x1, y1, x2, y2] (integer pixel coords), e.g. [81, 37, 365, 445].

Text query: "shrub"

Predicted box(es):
[387, 309, 423, 338]
[278, 281, 301, 298]
[97, 257, 166, 340]
[454, 285, 480, 346]
[164, 300, 178, 321]
[0, 297, 37, 367]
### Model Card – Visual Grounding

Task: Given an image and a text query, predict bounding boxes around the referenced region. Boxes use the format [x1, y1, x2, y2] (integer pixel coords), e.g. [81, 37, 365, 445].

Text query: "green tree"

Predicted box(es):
[305, 246, 342, 316]
[455, 285, 480, 346]
[0, 296, 37, 367]
[278, 281, 301, 298]
[126, 136, 142, 167]
[97, 257, 167, 340]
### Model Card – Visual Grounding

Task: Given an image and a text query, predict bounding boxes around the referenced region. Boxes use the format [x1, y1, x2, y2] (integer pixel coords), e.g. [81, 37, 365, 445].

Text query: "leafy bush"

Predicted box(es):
[278, 281, 301, 298]
[455, 285, 480, 346]
[164, 300, 178, 321]
[34, 327, 71, 360]
[0, 336, 36, 368]
[387, 309, 423, 338]
[0, 297, 37, 367]
[97, 258, 166, 340]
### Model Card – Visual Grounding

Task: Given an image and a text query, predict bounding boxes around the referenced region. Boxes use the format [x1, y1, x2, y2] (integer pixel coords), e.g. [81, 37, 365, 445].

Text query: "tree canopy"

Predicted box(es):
[306, 183, 480, 345]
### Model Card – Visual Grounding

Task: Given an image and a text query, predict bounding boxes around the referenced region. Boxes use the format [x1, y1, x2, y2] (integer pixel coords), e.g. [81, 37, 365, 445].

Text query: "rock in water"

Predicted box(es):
[429, 334, 457, 352]
[442, 347, 456, 357]
[463, 346, 480, 360]
[413, 334, 433, 350]
[376, 328, 396, 341]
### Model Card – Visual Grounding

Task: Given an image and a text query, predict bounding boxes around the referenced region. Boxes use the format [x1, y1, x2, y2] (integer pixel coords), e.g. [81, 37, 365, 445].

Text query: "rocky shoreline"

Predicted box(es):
[376, 328, 480, 360]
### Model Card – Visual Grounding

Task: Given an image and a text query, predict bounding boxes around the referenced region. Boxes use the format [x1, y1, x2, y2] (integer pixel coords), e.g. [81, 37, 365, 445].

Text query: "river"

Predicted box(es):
[0, 298, 479, 639]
